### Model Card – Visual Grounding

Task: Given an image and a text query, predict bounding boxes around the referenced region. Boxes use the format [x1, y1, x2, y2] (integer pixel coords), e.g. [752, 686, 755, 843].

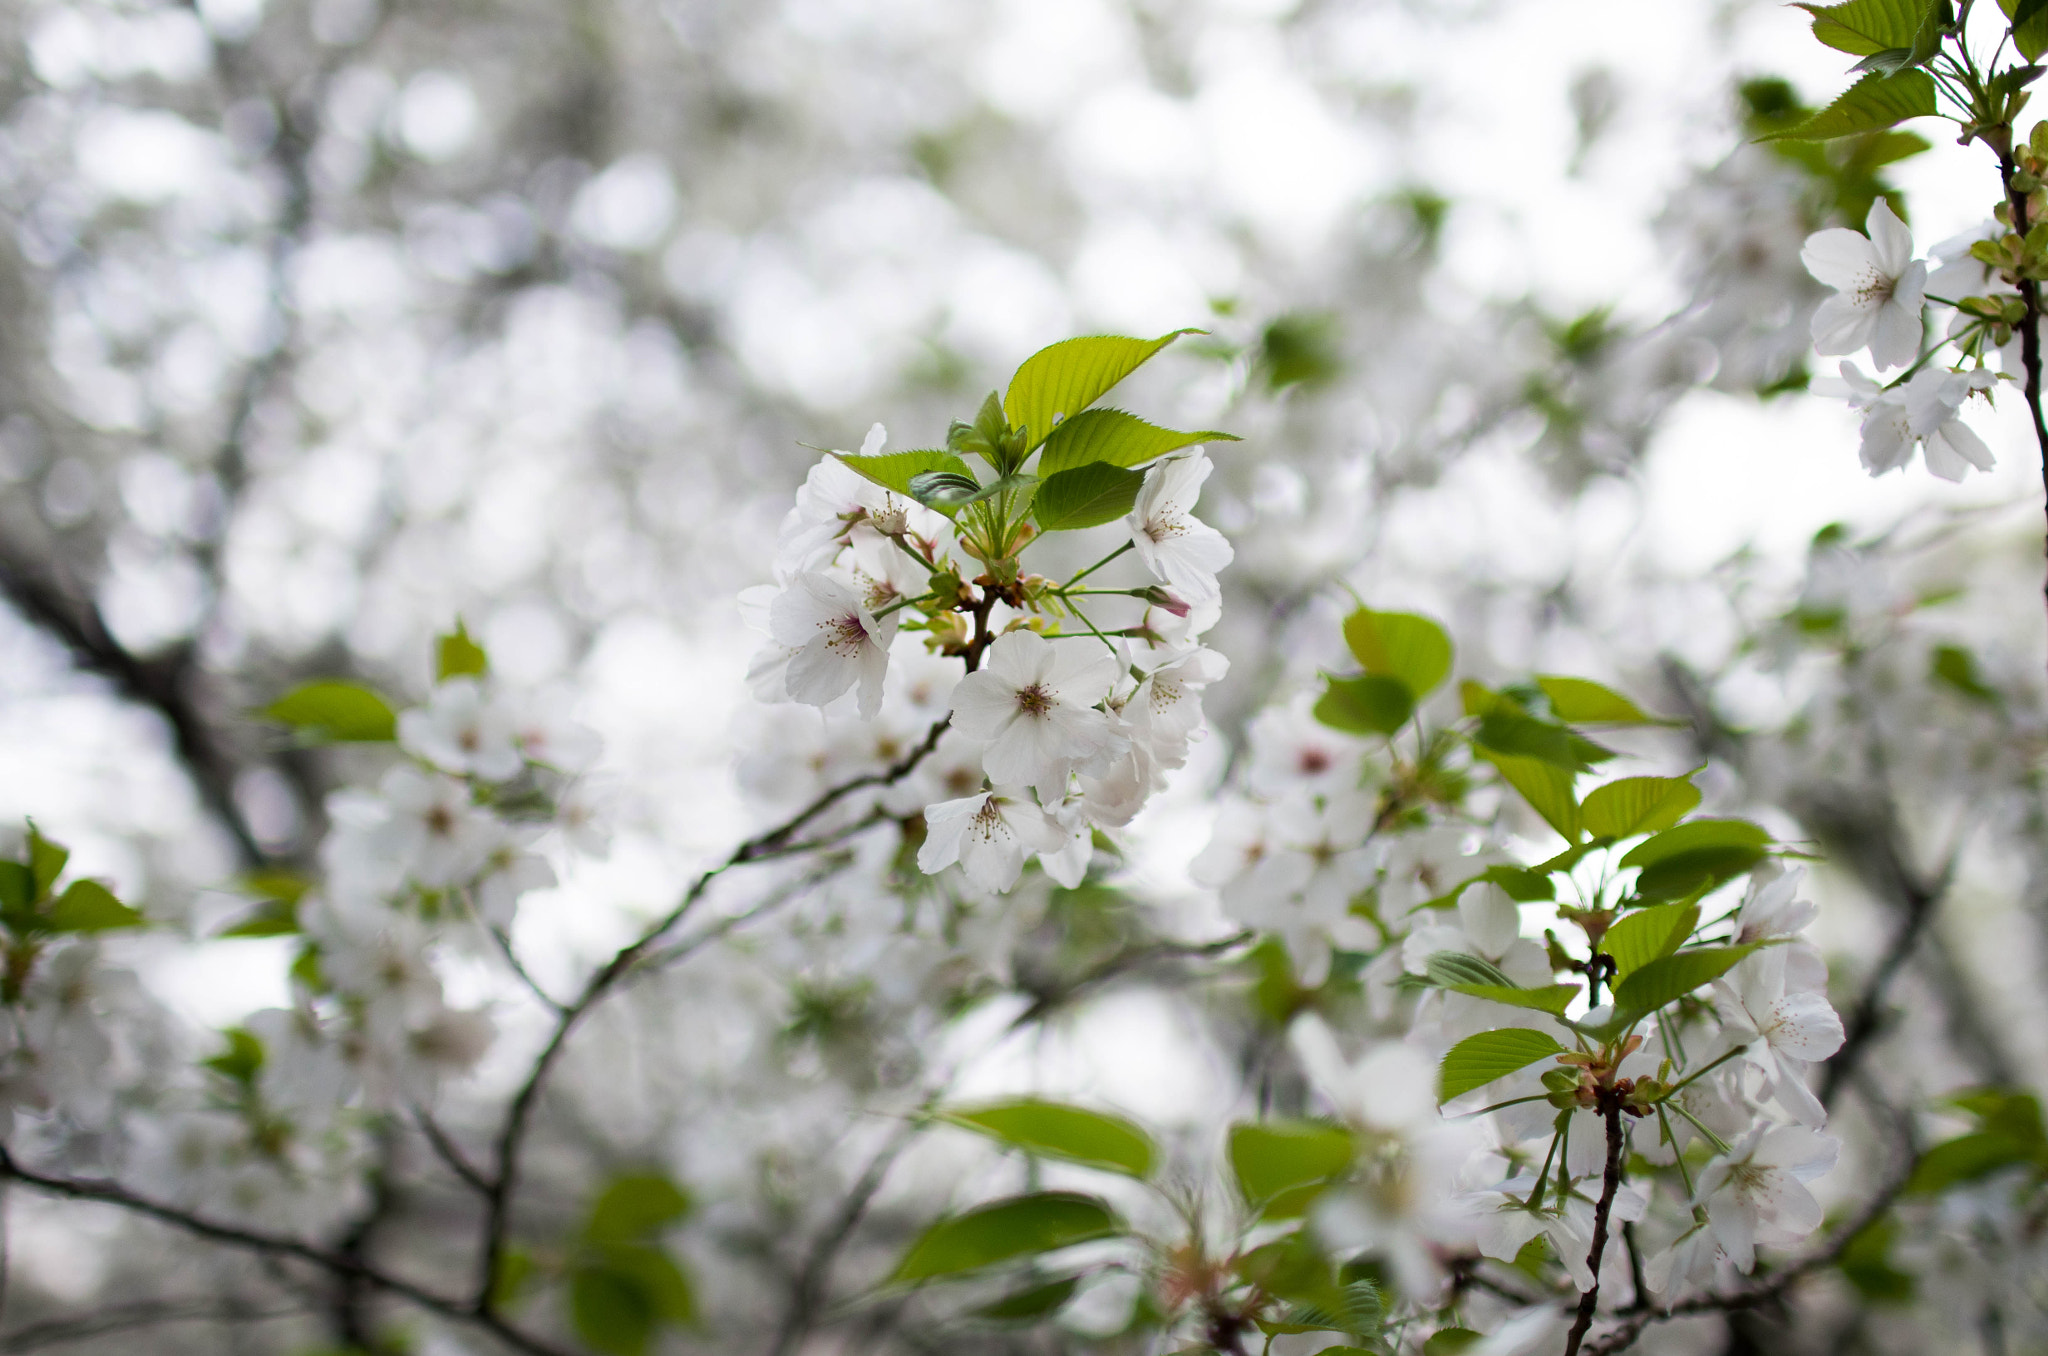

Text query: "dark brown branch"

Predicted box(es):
[1562, 1098, 1627, 1356]
[1996, 149, 2048, 647]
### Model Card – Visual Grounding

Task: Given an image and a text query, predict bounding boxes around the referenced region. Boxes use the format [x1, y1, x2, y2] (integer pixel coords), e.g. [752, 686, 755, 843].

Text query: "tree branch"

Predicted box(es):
[1562, 1098, 1627, 1356]
[0, 1298, 306, 1353]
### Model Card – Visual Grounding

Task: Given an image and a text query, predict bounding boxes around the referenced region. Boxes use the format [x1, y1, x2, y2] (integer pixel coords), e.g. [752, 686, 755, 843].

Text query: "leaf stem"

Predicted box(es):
[1063, 539, 1135, 589]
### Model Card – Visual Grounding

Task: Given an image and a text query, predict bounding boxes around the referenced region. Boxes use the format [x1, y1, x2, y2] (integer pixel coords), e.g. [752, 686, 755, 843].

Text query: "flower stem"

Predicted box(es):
[1063, 539, 1135, 589]
[1659, 1044, 1742, 1100]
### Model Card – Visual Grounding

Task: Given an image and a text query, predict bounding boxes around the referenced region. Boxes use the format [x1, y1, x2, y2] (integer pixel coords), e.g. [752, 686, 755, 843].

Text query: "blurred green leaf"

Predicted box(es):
[47, 880, 144, 932]
[1005, 331, 1201, 453]
[202, 1027, 265, 1086]
[1479, 751, 1583, 842]
[1314, 673, 1415, 736]
[261, 682, 398, 743]
[973, 1274, 1080, 1321]
[1035, 408, 1237, 476]
[1796, 0, 1937, 55]
[1258, 312, 1343, 391]
[1609, 944, 1760, 1027]
[891, 1193, 1120, 1283]
[1229, 1121, 1356, 1211]
[436, 621, 488, 681]
[1620, 820, 1770, 901]
[1445, 983, 1580, 1016]
[27, 825, 67, 899]
[1343, 610, 1453, 699]
[585, 1172, 692, 1245]
[1931, 644, 1999, 704]
[944, 1100, 1155, 1177]
[1535, 675, 1664, 725]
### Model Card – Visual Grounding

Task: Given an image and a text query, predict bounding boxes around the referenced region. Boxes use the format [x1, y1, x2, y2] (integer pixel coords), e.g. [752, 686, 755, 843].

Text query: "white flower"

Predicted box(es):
[379, 766, 502, 887]
[1696, 1124, 1840, 1272]
[1128, 452, 1234, 604]
[949, 630, 1125, 799]
[1902, 365, 1996, 482]
[1645, 1222, 1723, 1300]
[1125, 644, 1229, 770]
[917, 787, 1065, 892]
[776, 430, 888, 574]
[1802, 198, 1927, 370]
[506, 690, 602, 772]
[1733, 864, 1825, 993]
[768, 571, 898, 719]
[398, 678, 523, 781]
[1712, 946, 1845, 1128]
[472, 842, 557, 929]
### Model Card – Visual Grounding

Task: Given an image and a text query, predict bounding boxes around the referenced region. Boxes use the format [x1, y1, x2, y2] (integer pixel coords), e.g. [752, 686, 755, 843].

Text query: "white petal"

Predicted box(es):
[1801, 227, 1880, 290]
[1809, 292, 1876, 357]
[1865, 197, 1914, 277]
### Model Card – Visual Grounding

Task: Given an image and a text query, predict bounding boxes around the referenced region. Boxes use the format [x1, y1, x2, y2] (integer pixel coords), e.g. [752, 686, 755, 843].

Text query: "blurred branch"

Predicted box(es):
[474, 713, 953, 1313]
[0, 550, 266, 866]
[0, 1298, 306, 1353]
[1008, 930, 1257, 1030]
[0, 1143, 577, 1356]
[766, 1121, 920, 1356]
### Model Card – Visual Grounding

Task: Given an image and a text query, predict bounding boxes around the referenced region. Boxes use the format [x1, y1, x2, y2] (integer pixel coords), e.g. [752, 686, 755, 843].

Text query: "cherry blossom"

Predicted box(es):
[1127, 451, 1234, 604]
[916, 787, 1065, 892]
[1802, 198, 1926, 370]
[768, 571, 899, 719]
[948, 630, 1124, 799]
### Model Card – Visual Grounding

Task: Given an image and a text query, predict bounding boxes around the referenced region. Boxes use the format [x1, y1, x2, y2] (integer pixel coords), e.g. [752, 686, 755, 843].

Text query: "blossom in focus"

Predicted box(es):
[948, 630, 1124, 799]
[1128, 451, 1234, 604]
[768, 571, 899, 719]
[1695, 1124, 1840, 1272]
[1802, 198, 1926, 370]
[1711, 946, 1845, 1128]
[916, 787, 1065, 892]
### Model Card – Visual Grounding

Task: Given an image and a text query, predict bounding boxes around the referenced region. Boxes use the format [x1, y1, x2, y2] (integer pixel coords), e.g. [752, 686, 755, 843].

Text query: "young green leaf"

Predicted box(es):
[1030, 462, 1145, 531]
[1476, 751, 1583, 843]
[1342, 610, 1453, 699]
[1004, 331, 1201, 453]
[1445, 983, 1580, 1017]
[1602, 902, 1700, 981]
[1758, 70, 1936, 142]
[1796, 0, 1939, 55]
[1581, 776, 1701, 840]
[46, 880, 145, 933]
[1535, 675, 1664, 725]
[1035, 408, 1238, 476]
[942, 1100, 1156, 1178]
[1620, 820, 1770, 900]
[1472, 712, 1612, 770]
[835, 448, 976, 500]
[974, 1275, 1082, 1321]
[27, 826, 68, 899]
[1422, 951, 1516, 990]
[0, 863, 36, 916]
[2006, 0, 2048, 59]
[890, 1193, 1121, 1283]
[261, 682, 398, 743]
[1438, 1028, 1565, 1104]
[1609, 944, 1761, 1026]
[1313, 674, 1415, 736]
[436, 620, 488, 681]
[569, 1245, 695, 1356]
[1227, 1121, 1357, 1205]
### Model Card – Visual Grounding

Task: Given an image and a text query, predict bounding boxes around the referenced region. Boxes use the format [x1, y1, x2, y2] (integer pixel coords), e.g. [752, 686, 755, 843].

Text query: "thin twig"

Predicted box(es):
[765, 1122, 920, 1356]
[1562, 1100, 1627, 1356]
[0, 1299, 306, 1353]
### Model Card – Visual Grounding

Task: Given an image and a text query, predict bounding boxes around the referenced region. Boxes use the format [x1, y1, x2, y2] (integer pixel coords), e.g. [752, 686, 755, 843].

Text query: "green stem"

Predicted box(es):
[1665, 1100, 1732, 1156]
[1524, 1126, 1564, 1212]
[1658, 1107, 1698, 1203]
[1060, 599, 1123, 656]
[1659, 1044, 1744, 1100]
[1063, 539, 1135, 589]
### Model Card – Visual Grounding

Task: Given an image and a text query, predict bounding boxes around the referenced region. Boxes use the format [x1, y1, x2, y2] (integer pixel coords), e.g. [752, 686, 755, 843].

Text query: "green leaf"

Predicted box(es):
[492, 1247, 537, 1312]
[836, 448, 976, 499]
[1479, 752, 1583, 842]
[1439, 1028, 1565, 1103]
[1036, 408, 1238, 476]
[890, 1192, 1121, 1283]
[1030, 462, 1146, 532]
[0, 863, 32, 916]
[944, 1099, 1155, 1177]
[585, 1172, 693, 1245]
[1535, 676, 1662, 725]
[1581, 777, 1701, 840]
[27, 825, 67, 899]
[908, 468, 1022, 511]
[2006, 0, 2048, 59]
[1602, 903, 1700, 981]
[1418, 865, 1556, 912]
[973, 1275, 1081, 1321]
[1837, 1216, 1915, 1301]
[261, 681, 398, 743]
[569, 1246, 694, 1356]
[1423, 951, 1516, 989]
[436, 620, 488, 681]
[1342, 610, 1453, 699]
[1004, 331, 1201, 453]
[219, 898, 300, 938]
[1797, 0, 1937, 55]
[1903, 1130, 2043, 1193]
[1931, 644, 1999, 704]
[1445, 983, 1580, 1017]
[1758, 70, 1937, 141]
[1473, 712, 1612, 770]
[1609, 944, 1760, 1025]
[1425, 1330, 1485, 1356]
[1620, 820, 1770, 901]
[1313, 674, 1415, 736]
[46, 880, 144, 933]
[1228, 1121, 1357, 1206]
[202, 1027, 265, 1085]
[1279, 1280, 1385, 1337]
